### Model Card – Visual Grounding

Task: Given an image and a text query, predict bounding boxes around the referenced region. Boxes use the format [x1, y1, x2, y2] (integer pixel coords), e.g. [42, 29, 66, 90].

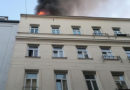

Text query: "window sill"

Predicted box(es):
[25, 56, 41, 58]
[52, 57, 67, 59]
[78, 58, 93, 60]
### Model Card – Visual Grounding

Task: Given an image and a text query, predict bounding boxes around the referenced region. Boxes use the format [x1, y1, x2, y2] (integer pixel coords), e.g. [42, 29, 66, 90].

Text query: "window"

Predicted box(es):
[77, 46, 89, 59]
[72, 26, 81, 35]
[30, 25, 39, 34]
[113, 28, 121, 35]
[24, 70, 38, 90]
[52, 25, 60, 34]
[53, 45, 64, 58]
[28, 44, 39, 57]
[55, 72, 68, 90]
[83, 72, 99, 90]
[92, 27, 102, 36]
[112, 72, 128, 89]
[101, 47, 113, 57]
[124, 47, 130, 60]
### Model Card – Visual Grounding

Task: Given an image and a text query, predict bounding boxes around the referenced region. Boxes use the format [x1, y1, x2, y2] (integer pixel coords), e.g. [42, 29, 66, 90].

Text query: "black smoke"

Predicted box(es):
[36, 0, 79, 16]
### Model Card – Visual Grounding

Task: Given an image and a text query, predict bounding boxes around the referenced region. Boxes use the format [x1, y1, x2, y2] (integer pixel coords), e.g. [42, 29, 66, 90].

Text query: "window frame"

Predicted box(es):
[53, 45, 64, 58]
[27, 44, 39, 57]
[55, 71, 68, 90]
[92, 27, 102, 36]
[30, 25, 39, 34]
[24, 70, 39, 90]
[83, 72, 99, 90]
[77, 46, 89, 59]
[112, 72, 128, 89]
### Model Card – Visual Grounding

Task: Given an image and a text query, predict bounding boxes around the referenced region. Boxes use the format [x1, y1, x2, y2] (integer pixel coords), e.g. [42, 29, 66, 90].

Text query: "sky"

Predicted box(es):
[0, 0, 130, 20]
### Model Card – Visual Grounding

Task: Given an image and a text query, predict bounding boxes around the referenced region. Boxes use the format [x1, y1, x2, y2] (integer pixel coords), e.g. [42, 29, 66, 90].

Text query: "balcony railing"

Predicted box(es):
[23, 87, 38, 90]
[102, 55, 121, 61]
[93, 33, 109, 36]
[115, 34, 128, 37]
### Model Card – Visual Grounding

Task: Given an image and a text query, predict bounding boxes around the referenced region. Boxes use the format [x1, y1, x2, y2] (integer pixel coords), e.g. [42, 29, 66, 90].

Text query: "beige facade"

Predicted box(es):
[6, 14, 130, 90]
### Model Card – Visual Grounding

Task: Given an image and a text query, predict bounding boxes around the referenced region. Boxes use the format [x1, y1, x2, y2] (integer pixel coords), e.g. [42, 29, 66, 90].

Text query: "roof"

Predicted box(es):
[21, 14, 130, 21]
[0, 20, 19, 23]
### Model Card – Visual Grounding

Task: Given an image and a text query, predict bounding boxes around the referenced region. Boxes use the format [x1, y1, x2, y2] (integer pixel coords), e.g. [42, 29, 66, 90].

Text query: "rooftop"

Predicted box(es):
[21, 14, 130, 21]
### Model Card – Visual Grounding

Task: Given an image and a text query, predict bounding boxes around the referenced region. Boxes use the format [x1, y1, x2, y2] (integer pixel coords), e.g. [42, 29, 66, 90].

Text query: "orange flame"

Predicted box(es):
[37, 11, 47, 15]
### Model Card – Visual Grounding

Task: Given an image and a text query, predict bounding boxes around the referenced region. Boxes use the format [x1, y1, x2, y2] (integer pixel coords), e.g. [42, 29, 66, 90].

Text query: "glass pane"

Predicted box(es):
[56, 80, 62, 90]
[34, 50, 38, 57]
[32, 79, 37, 90]
[26, 74, 37, 79]
[29, 50, 33, 57]
[92, 81, 99, 90]
[56, 74, 66, 79]
[86, 81, 93, 90]
[31, 29, 34, 33]
[59, 51, 63, 57]
[121, 81, 128, 89]
[116, 81, 123, 89]
[85, 75, 95, 79]
[25, 79, 31, 88]
[63, 80, 68, 90]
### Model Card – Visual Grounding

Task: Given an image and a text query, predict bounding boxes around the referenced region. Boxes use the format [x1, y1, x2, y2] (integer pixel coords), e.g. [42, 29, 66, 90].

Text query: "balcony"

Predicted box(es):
[115, 34, 128, 37]
[93, 33, 109, 36]
[102, 55, 121, 61]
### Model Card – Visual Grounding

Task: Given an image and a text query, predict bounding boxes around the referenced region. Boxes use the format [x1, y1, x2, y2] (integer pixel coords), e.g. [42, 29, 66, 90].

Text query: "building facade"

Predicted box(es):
[6, 14, 130, 90]
[0, 16, 19, 90]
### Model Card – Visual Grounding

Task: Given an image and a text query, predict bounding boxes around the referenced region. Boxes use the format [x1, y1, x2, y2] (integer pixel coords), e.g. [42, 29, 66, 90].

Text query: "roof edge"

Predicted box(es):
[21, 14, 130, 21]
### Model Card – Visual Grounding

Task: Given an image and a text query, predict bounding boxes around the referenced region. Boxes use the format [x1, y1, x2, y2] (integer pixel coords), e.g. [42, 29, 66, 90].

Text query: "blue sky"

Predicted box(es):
[0, 0, 130, 20]
[0, 0, 37, 20]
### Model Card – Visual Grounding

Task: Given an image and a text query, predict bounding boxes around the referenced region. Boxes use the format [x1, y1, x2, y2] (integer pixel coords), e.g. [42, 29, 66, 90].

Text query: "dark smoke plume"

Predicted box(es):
[36, 0, 80, 16]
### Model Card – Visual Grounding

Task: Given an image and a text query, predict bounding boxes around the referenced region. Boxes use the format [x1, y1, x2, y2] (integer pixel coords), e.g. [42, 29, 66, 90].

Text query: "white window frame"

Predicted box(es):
[55, 73, 68, 90]
[53, 46, 64, 58]
[125, 51, 130, 59]
[112, 74, 128, 89]
[73, 29, 81, 35]
[30, 26, 38, 34]
[113, 28, 121, 35]
[52, 28, 60, 34]
[28, 45, 39, 57]
[84, 74, 99, 90]
[93, 27, 102, 36]
[101, 49, 113, 57]
[77, 48, 89, 59]
[24, 72, 38, 90]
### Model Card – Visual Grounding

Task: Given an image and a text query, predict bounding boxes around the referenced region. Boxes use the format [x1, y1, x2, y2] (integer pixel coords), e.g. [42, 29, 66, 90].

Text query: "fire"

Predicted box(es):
[37, 11, 47, 15]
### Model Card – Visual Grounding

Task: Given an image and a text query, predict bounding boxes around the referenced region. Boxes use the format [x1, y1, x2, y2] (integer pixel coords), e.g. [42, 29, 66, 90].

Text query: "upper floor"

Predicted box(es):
[19, 14, 130, 37]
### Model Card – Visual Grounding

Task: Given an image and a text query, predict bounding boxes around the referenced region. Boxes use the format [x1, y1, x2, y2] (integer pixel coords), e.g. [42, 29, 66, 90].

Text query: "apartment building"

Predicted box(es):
[6, 14, 130, 90]
[0, 16, 19, 90]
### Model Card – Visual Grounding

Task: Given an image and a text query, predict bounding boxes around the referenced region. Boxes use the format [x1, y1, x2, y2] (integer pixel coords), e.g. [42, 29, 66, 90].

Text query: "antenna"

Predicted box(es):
[25, 0, 28, 18]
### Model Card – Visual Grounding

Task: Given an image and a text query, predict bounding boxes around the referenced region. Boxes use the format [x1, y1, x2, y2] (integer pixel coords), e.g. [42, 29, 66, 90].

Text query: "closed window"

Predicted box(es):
[24, 70, 38, 90]
[30, 25, 39, 34]
[124, 47, 130, 59]
[113, 28, 121, 35]
[52, 25, 60, 34]
[53, 45, 64, 58]
[101, 47, 113, 57]
[112, 72, 128, 89]
[72, 26, 81, 35]
[28, 44, 39, 57]
[77, 46, 89, 59]
[92, 27, 102, 36]
[84, 72, 99, 90]
[55, 72, 68, 90]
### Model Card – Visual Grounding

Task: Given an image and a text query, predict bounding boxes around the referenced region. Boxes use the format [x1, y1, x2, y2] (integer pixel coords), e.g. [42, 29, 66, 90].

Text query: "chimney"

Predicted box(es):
[0, 16, 8, 21]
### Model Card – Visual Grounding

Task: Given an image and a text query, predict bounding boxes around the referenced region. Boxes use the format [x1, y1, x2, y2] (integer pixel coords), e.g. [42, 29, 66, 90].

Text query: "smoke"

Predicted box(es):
[36, 0, 130, 18]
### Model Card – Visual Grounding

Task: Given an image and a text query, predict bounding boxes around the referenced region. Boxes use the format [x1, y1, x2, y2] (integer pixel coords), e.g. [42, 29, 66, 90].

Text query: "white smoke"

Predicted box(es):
[70, 0, 130, 18]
